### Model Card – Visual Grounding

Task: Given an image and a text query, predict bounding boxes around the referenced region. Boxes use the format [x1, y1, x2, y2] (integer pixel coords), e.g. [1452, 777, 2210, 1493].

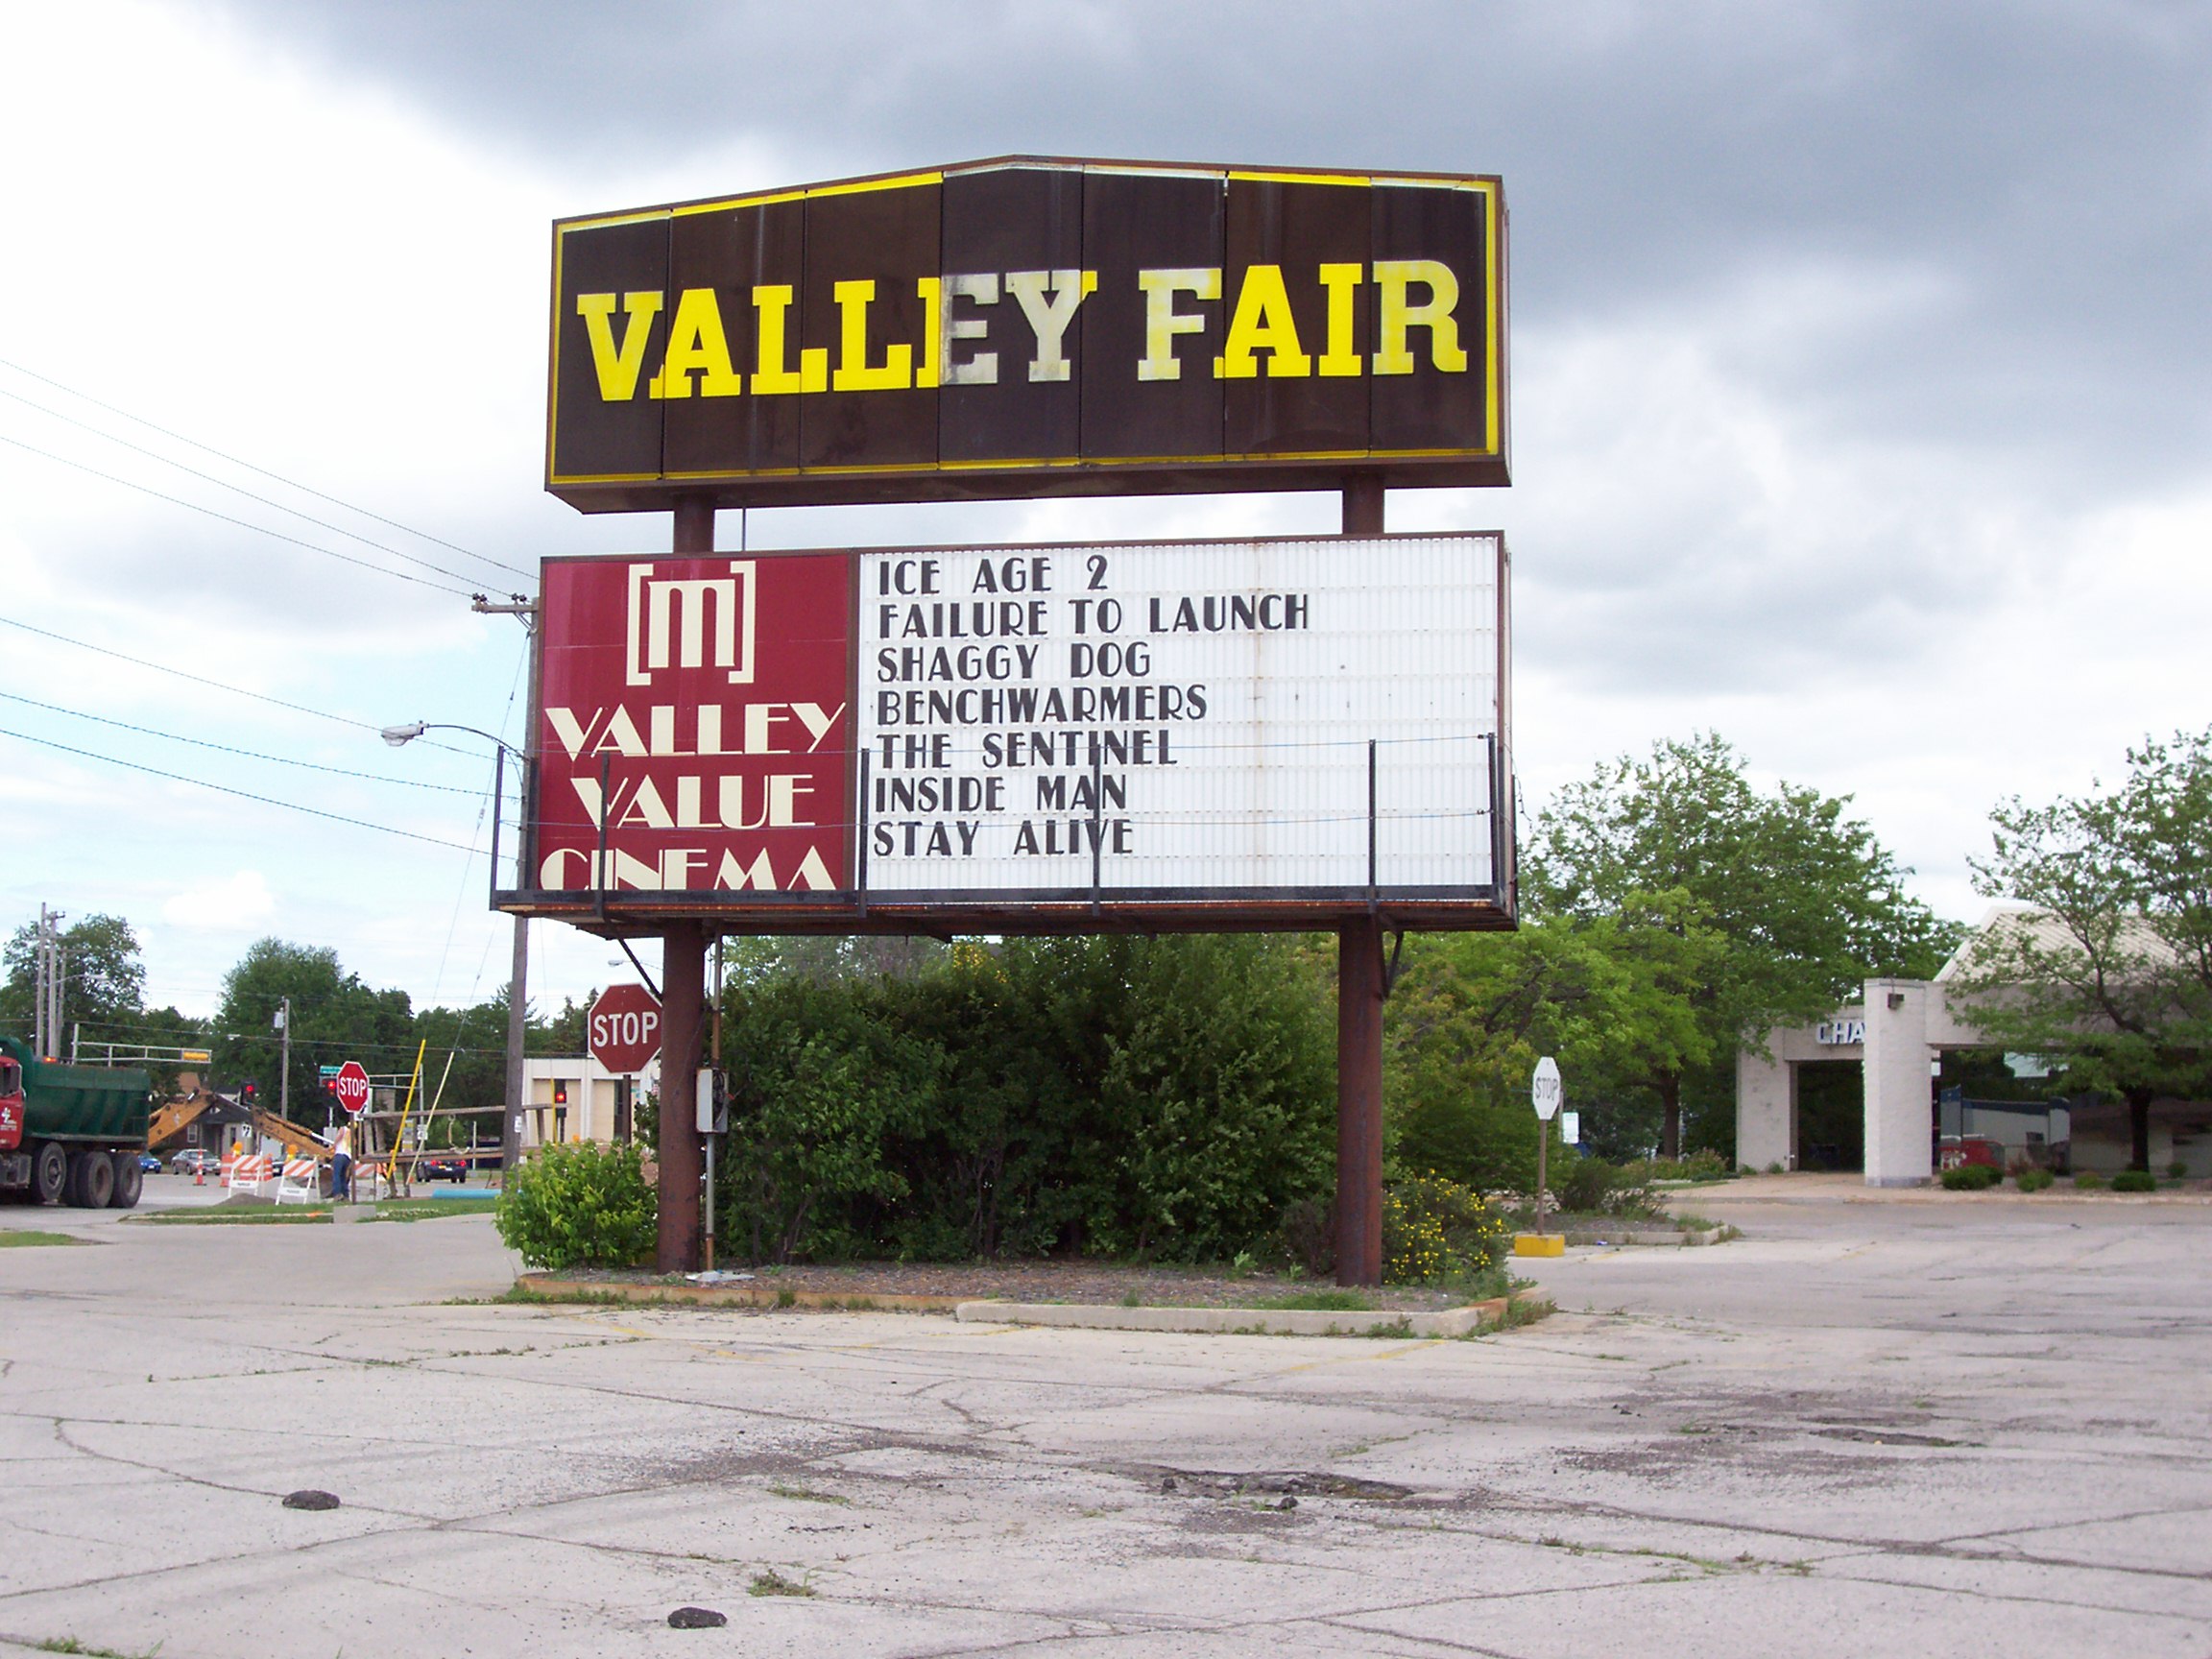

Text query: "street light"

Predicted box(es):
[383, 719, 530, 1184]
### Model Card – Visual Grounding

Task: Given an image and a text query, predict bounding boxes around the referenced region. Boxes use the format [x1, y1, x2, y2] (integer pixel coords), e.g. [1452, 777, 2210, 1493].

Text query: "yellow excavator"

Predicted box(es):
[147, 1073, 328, 1162]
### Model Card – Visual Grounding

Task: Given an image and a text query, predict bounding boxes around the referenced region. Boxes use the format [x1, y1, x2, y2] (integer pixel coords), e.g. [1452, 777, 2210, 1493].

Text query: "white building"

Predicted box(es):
[519, 1054, 658, 1149]
[1738, 909, 2209, 1183]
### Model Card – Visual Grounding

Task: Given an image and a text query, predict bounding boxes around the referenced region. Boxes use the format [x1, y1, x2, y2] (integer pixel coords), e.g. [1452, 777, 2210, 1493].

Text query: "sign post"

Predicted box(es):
[1517, 1056, 1564, 1257]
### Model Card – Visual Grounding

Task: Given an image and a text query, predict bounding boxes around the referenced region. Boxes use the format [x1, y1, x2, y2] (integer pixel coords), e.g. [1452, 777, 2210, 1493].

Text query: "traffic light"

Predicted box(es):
[241, 1080, 258, 1105]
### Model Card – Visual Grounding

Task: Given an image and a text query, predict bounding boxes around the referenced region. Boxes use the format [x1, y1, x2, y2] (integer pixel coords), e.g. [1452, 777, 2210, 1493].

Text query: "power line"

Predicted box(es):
[0, 429, 481, 598]
[0, 383, 539, 590]
[0, 724, 482, 854]
[0, 688, 482, 794]
[0, 615, 469, 755]
[0, 355, 535, 584]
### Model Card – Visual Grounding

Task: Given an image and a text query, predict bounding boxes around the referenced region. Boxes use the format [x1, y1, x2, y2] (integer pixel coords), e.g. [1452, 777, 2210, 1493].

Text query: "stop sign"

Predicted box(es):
[332, 1060, 371, 1117]
[589, 984, 662, 1074]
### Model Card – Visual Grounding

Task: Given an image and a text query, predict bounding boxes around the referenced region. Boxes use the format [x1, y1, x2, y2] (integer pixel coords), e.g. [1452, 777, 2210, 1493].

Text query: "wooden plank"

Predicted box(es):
[1368, 182, 1489, 455]
[940, 164, 1085, 465]
[550, 216, 669, 483]
[799, 179, 941, 469]
[1223, 176, 1371, 456]
[1079, 168, 1225, 461]
[662, 196, 805, 476]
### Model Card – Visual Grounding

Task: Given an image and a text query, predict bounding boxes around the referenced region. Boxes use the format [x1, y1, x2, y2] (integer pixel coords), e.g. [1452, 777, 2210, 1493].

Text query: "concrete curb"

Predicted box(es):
[950, 1289, 1550, 1338]
[513, 1276, 1551, 1335]
[517, 1274, 970, 1312]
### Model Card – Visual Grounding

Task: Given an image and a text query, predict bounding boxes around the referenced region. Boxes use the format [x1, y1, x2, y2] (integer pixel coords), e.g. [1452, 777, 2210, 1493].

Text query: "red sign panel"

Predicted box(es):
[535, 552, 852, 899]
[589, 984, 662, 1074]
[333, 1060, 371, 1117]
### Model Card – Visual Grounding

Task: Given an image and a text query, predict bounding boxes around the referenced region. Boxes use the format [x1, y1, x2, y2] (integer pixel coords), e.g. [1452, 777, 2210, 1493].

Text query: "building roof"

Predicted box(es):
[1935, 904, 2179, 983]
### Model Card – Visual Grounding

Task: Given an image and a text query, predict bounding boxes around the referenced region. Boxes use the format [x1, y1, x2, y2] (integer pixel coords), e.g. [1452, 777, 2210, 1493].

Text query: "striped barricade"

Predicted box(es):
[275, 1158, 323, 1205]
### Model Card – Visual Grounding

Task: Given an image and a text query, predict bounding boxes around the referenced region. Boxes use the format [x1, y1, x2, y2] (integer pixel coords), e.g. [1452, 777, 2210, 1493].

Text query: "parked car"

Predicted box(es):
[136, 1152, 162, 1173]
[415, 1154, 469, 1183]
[169, 1149, 219, 1176]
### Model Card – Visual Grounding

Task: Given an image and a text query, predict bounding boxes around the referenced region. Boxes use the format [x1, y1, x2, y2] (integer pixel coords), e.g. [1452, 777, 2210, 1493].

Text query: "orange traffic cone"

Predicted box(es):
[194, 1161, 204, 1186]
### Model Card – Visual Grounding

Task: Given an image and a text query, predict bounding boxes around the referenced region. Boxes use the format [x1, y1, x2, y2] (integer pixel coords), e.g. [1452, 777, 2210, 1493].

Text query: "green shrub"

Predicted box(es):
[495, 1141, 656, 1270]
[1555, 1156, 1615, 1214]
[2168, 1161, 2189, 1180]
[2110, 1169, 2156, 1192]
[711, 935, 1334, 1265]
[2073, 1170, 2104, 1190]
[1382, 1172, 1507, 1285]
[2015, 1167, 2055, 1192]
[1553, 1157, 1663, 1218]
[1939, 1164, 2001, 1190]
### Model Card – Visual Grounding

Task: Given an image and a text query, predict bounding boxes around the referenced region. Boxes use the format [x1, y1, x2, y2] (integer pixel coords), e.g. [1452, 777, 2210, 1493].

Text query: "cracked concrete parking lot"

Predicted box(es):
[2, 1177, 2208, 1658]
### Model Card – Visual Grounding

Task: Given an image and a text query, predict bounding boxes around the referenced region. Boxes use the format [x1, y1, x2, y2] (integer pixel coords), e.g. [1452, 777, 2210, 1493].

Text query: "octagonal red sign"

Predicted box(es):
[589, 984, 662, 1075]
[333, 1060, 371, 1117]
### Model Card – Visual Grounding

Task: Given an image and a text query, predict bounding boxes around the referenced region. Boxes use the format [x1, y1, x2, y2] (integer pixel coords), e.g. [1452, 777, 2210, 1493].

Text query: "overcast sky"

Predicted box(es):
[5, 0, 2207, 1027]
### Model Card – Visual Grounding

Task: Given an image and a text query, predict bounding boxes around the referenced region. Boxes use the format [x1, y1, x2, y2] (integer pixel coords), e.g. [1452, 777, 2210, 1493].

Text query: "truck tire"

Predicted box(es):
[66, 1149, 115, 1210]
[33, 1142, 69, 1206]
[109, 1153, 143, 1210]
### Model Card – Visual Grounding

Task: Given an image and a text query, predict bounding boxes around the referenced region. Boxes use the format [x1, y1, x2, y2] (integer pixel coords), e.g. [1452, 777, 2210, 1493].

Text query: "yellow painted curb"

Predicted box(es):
[1512, 1233, 1566, 1258]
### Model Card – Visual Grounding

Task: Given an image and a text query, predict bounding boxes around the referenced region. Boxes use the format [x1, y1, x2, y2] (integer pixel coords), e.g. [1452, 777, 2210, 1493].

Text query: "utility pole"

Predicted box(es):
[31, 906, 43, 1060]
[472, 592, 540, 1187]
[275, 997, 291, 1121]
[36, 905, 66, 1061]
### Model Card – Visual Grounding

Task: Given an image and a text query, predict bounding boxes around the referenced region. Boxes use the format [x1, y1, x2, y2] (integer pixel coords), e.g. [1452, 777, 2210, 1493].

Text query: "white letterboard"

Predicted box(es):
[855, 534, 1503, 899]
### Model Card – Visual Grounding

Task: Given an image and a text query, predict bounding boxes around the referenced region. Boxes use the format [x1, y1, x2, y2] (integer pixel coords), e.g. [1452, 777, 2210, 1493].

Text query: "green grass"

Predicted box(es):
[1253, 1288, 1375, 1311]
[32, 1637, 159, 1657]
[748, 1569, 815, 1599]
[767, 1483, 851, 1505]
[366, 1196, 501, 1222]
[138, 1208, 331, 1224]
[0, 1230, 92, 1248]
[1358, 1315, 1418, 1339]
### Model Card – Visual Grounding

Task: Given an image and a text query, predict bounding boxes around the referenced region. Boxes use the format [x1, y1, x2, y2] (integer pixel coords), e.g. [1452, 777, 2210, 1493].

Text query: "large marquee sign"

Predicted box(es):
[547, 157, 1507, 512]
[508, 533, 1513, 932]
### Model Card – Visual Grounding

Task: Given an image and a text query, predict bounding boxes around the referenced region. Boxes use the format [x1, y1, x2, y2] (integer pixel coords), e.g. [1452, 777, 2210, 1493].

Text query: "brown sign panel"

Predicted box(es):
[546, 158, 1507, 512]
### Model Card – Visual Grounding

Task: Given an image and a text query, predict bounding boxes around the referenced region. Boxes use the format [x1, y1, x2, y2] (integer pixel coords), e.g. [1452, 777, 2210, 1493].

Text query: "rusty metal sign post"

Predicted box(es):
[520, 156, 1516, 1282]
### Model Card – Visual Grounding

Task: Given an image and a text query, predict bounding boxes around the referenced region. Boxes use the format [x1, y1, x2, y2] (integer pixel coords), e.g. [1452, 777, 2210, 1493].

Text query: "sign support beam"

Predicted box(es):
[1336, 918, 1386, 1286]
[657, 921, 707, 1272]
[656, 495, 715, 1273]
[1336, 474, 1387, 1286]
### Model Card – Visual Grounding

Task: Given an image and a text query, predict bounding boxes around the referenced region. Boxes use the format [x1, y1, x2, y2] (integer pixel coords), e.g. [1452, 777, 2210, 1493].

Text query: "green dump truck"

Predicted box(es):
[0, 1034, 154, 1209]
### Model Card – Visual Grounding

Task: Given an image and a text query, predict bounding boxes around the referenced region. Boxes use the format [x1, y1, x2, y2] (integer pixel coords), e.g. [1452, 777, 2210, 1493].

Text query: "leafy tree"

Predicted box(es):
[1954, 729, 2212, 1170]
[1384, 910, 1712, 1189]
[1, 912, 148, 1040]
[535, 991, 592, 1057]
[1528, 733, 1958, 1157]
[214, 939, 415, 1122]
[723, 936, 946, 985]
[407, 991, 514, 1149]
